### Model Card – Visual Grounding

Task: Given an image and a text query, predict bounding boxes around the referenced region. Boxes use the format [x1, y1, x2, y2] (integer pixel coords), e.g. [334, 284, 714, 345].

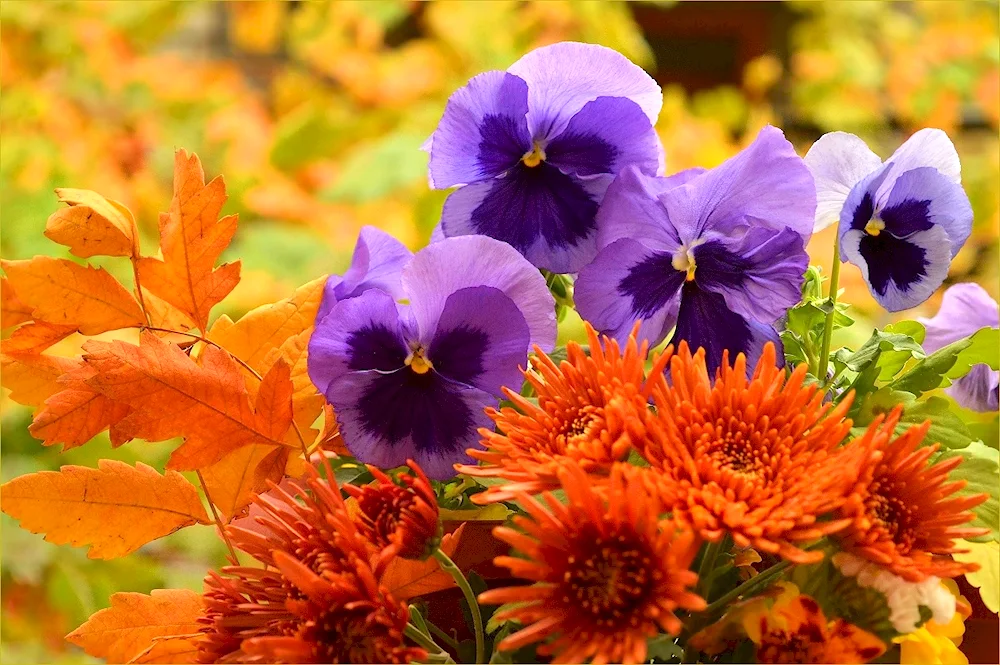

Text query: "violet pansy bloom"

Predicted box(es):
[804, 129, 972, 312]
[918, 283, 999, 412]
[425, 41, 663, 273]
[575, 126, 815, 375]
[308, 234, 556, 480]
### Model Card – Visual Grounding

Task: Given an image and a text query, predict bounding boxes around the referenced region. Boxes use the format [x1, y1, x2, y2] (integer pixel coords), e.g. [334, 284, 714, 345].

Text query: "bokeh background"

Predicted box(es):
[1, 1, 997, 662]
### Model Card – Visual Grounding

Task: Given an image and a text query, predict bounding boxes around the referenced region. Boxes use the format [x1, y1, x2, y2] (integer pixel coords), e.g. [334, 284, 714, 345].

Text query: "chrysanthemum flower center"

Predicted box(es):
[309, 605, 385, 663]
[560, 406, 602, 448]
[705, 424, 772, 480]
[560, 526, 654, 621]
[671, 246, 698, 282]
[405, 345, 433, 374]
[522, 141, 546, 168]
[866, 478, 917, 552]
[864, 218, 885, 236]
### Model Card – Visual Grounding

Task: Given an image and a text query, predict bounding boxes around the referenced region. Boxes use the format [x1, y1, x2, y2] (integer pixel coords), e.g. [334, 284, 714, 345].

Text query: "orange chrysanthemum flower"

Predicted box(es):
[752, 594, 886, 664]
[479, 461, 705, 665]
[344, 460, 440, 560]
[457, 322, 665, 502]
[197, 468, 424, 664]
[641, 342, 866, 563]
[835, 413, 989, 582]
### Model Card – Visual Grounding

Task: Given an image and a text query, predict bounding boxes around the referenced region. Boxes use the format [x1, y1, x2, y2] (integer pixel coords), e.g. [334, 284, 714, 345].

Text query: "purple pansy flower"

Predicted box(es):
[918, 283, 999, 412]
[574, 125, 815, 375]
[804, 129, 973, 312]
[308, 234, 556, 479]
[425, 41, 664, 273]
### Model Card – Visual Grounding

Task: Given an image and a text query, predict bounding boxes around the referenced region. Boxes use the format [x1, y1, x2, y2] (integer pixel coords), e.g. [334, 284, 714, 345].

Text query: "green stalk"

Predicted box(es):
[405, 623, 449, 657]
[433, 548, 485, 664]
[816, 241, 842, 384]
[695, 538, 725, 602]
[702, 560, 792, 618]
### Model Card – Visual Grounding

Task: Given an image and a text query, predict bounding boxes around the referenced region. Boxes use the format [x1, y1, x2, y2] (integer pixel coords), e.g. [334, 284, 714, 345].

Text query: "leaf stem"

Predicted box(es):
[405, 623, 454, 662]
[816, 241, 842, 384]
[196, 470, 239, 564]
[433, 548, 484, 664]
[131, 259, 152, 327]
[702, 560, 792, 618]
[696, 537, 725, 602]
[426, 620, 461, 651]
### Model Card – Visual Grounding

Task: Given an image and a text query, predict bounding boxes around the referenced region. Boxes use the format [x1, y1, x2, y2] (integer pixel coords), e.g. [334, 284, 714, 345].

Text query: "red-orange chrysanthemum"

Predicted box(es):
[344, 459, 440, 560]
[479, 461, 705, 665]
[197, 468, 425, 664]
[457, 322, 666, 502]
[835, 414, 989, 582]
[641, 342, 866, 563]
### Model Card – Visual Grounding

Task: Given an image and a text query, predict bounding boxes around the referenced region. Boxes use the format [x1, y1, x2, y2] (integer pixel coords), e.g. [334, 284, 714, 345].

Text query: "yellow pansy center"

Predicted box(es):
[865, 218, 885, 237]
[405, 346, 433, 374]
[672, 246, 698, 282]
[522, 141, 546, 168]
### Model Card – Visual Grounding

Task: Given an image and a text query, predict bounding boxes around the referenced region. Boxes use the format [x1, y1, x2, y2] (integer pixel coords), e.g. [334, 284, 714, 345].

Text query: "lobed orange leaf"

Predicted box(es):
[136, 150, 240, 331]
[207, 274, 326, 371]
[30, 363, 131, 450]
[45, 188, 138, 258]
[0, 321, 76, 355]
[262, 328, 326, 445]
[200, 443, 289, 520]
[2, 256, 145, 334]
[130, 634, 203, 664]
[81, 332, 295, 470]
[1, 276, 33, 329]
[0, 352, 81, 407]
[383, 524, 466, 601]
[0, 460, 211, 559]
[66, 588, 203, 663]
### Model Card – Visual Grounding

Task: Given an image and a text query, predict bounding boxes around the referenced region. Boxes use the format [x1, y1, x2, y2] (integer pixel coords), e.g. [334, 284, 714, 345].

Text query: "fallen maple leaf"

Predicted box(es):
[0, 460, 211, 559]
[137, 150, 240, 331]
[30, 362, 131, 450]
[81, 332, 296, 470]
[1, 276, 33, 329]
[45, 188, 139, 258]
[383, 524, 466, 602]
[2, 256, 146, 334]
[207, 274, 326, 371]
[66, 588, 203, 663]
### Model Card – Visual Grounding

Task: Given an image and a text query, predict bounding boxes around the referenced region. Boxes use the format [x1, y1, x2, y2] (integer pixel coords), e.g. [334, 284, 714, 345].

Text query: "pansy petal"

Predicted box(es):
[575, 238, 684, 347]
[663, 125, 817, 240]
[595, 165, 701, 251]
[842, 225, 952, 312]
[440, 164, 609, 274]
[507, 41, 662, 140]
[328, 370, 494, 480]
[803, 131, 883, 231]
[670, 284, 784, 376]
[886, 128, 962, 185]
[401, 235, 556, 351]
[545, 96, 661, 178]
[428, 71, 531, 188]
[946, 364, 1000, 413]
[428, 286, 531, 396]
[317, 226, 413, 321]
[919, 283, 1000, 352]
[881, 167, 972, 256]
[693, 227, 808, 324]
[307, 289, 409, 396]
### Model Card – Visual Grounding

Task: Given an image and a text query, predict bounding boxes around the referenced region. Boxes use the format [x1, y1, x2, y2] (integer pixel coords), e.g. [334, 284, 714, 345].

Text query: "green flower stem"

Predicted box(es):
[433, 548, 485, 664]
[702, 560, 792, 618]
[405, 623, 452, 662]
[816, 241, 842, 384]
[695, 538, 725, 602]
[426, 621, 461, 651]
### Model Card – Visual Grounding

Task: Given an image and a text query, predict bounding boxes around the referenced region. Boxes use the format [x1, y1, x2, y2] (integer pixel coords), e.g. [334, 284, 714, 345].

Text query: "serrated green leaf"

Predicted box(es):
[936, 441, 999, 542]
[850, 389, 973, 450]
[890, 327, 998, 397]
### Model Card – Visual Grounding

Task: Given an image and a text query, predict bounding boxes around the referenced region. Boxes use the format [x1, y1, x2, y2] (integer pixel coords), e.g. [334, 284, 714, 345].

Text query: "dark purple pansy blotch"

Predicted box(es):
[425, 41, 664, 273]
[805, 128, 973, 312]
[308, 229, 556, 479]
[574, 125, 816, 375]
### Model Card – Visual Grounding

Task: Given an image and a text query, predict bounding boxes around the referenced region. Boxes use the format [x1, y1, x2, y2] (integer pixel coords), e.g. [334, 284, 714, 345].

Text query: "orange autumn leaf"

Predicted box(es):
[130, 634, 203, 664]
[0, 321, 76, 355]
[66, 589, 203, 663]
[45, 188, 139, 258]
[30, 363, 131, 450]
[200, 443, 288, 520]
[1, 256, 146, 334]
[383, 524, 466, 601]
[1, 276, 33, 329]
[137, 150, 240, 331]
[262, 328, 326, 444]
[81, 332, 296, 470]
[207, 274, 326, 371]
[0, 352, 81, 407]
[0, 460, 210, 559]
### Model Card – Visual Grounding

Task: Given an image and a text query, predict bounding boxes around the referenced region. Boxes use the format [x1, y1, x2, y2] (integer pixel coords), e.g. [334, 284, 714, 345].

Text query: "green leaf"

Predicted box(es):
[850, 389, 973, 450]
[936, 441, 999, 542]
[646, 635, 684, 662]
[269, 106, 340, 171]
[322, 131, 429, 203]
[439, 504, 511, 522]
[890, 327, 999, 397]
[837, 327, 925, 373]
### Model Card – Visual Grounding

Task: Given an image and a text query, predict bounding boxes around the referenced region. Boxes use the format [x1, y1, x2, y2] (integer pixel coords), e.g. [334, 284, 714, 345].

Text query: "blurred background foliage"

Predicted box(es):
[1, 1, 997, 662]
